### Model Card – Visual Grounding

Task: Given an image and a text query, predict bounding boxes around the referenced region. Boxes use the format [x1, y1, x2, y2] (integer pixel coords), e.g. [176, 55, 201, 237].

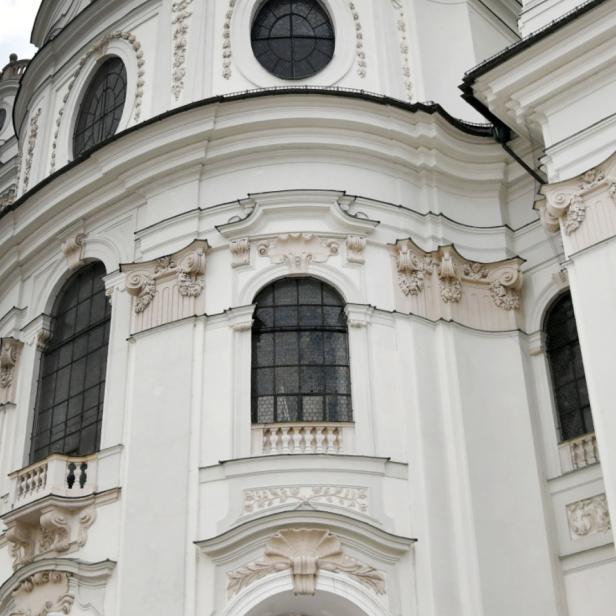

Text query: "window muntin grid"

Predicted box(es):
[545, 292, 593, 441]
[73, 57, 127, 158]
[30, 262, 111, 463]
[251, 0, 335, 80]
[252, 277, 352, 424]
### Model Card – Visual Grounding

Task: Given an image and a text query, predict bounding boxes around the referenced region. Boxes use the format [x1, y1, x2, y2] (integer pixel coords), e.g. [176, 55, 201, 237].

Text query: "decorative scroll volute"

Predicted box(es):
[121, 239, 209, 334]
[390, 240, 524, 331]
[0, 337, 23, 405]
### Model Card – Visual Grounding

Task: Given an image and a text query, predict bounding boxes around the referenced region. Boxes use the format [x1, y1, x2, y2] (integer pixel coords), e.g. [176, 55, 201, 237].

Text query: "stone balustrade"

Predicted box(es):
[559, 432, 600, 473]
[9, 453, 98, 510]
[252, 423, 352, 455]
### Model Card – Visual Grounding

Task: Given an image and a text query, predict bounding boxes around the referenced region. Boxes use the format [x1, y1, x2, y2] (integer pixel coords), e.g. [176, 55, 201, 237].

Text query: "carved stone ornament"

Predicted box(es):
[230, 238, 250, 268]
[438, 249, 462, 304]
[50, 31, 146, 172]
[20, 107, 42, 193]
[346, 235, 366, 264]
[566, 493, 611, 540]
[243, 486, 369, 516]
[5, 503, 96, 571]
[392, 0, 414, 100]
[395, 241, 434, 296]
[349, 3, 367, 78]
[257, 234, 339, 273]
[222, 0, 237, 79]
[172, 0, 193, 99]
[11, 571, 74, 616]
[0, 338, 23, 392]
[227, 528, 385, 597]
[540, 165, 616, 236]
[61, 233, 87, 270]
[121, 240, 209, 333]
[0, 185, 17, 212]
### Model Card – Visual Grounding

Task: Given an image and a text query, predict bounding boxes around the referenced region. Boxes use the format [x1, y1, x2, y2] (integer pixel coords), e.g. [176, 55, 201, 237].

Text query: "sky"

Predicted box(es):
[0, 0, 40, 67]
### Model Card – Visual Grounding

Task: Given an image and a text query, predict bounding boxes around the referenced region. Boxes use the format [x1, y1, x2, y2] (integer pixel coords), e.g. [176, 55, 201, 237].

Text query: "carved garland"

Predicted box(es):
[391, 0, 414, 101]
[257, 233, 339, 273]
[349, 2, 367, 78]
[222, 0, 237, 79]
[11, 571, 74, 616]
[50, 31, 146, 173]
[21, 107, 42, 193]
[227, 528, 385, 597]
[172, 0, 194, 99]
[566, 493, 611, 540]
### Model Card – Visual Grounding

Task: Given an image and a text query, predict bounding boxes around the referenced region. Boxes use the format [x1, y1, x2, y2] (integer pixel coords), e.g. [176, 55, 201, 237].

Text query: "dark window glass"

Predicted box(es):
[545, 292, 593, 441]
[73, 57, 127, 158]
[0, 108, 6, 132]
[252, 277, 352, 424]
[251, 0, 335, 79]
[31, 262, 110, 463]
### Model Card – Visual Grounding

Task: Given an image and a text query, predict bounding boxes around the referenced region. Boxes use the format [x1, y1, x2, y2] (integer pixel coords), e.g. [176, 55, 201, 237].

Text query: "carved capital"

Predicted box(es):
[227, 528, 385, 597]
[257, 234, 339, 273]
[394, 241, 434, 296]
[125, 271, 156, 313]
[438, 249, 462, 304]
[230, 238, 250, 268]
[61, 233, 87, 270]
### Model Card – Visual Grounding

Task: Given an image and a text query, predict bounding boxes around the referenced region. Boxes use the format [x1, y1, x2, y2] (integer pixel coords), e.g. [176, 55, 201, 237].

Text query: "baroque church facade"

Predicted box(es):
[0, 0, 614, 614]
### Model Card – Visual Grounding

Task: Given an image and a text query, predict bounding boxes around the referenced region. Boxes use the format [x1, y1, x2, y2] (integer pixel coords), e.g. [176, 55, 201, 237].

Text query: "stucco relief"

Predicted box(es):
[227, 528, 385, 597]
[391, 239, 524, 330]
[122, 239, 209, 333]
[0, 338, 23, 402]
[391, 0, 414, 100]
[50, 31, 146, 172]
[349, 3, 367, 78]
[230, 238, 250, 268]
[257, 234, 339, 273]
[172, 0, 193, 99]
[61, 233, 87, 270]
[21, 108, 42, 193]
[566, 493, 611, 540]
[0, 185, 17, 212]
[10, 571, 74, 616]
[222, 0, 237, 79]
[243, 486, 369, 515]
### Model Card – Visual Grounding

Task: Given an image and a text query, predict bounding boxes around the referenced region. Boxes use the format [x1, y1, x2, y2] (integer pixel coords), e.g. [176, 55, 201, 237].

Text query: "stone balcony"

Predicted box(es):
[558, 432, 600, 474]
[251, 423, 354, 456]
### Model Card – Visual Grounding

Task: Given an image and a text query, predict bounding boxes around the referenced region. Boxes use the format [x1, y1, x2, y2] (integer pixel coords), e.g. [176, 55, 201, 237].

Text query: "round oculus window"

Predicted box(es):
[251, 0, 335, 80]
[73, 57, 127, 158]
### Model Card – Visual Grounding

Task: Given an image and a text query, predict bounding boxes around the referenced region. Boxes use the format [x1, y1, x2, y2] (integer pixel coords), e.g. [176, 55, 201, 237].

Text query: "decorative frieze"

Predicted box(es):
[257, 234, 339, 273]
[0, 338, 23, 405]
[172, 0, 193, 99]
[227, 528, 385, 597]
[391, 239, 524, 331]
[122, 239, 209, 333]
[11, 571, 74, 616]
[243, 486, 368, 516]
[230, 238, 250, 268]
[566, 494, 611, 540]
[61, 233, 87, 270]
[222, 0, 237, 79]
[349, 2, 367, 78]
[50, 31, 146, 172]
[392, 0, 413, 100]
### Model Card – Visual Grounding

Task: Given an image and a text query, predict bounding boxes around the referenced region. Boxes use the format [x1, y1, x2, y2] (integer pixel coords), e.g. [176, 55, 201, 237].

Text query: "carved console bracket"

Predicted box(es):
[121, 239, 209, 333]
[61, 233, 87, 270]
[390, 239, 524, 331]
[0, 337, 23, 404]
[227, 528, 385, 597]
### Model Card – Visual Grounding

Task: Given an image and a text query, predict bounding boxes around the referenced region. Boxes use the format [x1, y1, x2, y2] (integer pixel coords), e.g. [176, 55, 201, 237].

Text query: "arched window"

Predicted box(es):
[251, 0, 335, 80]
[252, 277, 352, 424]
[31, 262, 111, 463]
[73, 57, 127, 158]
[545, 292, 592, 441]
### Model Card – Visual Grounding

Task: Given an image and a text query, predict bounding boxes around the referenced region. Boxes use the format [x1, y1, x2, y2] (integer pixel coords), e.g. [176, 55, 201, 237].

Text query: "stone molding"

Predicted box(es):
[172, 0, 193, 99]
[390, 240, 524, 331]
[0, 337, 23, 405]
[50, 31, 146, 173]
[257, 234, 339, 273]
[121, 239, 209, 333]
[226, 528, 385, 597]
[566, 493, 611, 541]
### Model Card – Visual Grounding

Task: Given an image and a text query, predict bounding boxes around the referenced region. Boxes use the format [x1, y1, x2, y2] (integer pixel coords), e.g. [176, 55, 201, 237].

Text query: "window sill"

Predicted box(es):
[251, 422, 354, 455]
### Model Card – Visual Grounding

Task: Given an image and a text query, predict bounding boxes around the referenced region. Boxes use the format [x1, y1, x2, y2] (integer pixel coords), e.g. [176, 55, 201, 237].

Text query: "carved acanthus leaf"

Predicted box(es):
[172, 0, 194, 99]
[438, 250, 462, 303]
[125, 272, 157, 313]
[227, 528, 385, 597]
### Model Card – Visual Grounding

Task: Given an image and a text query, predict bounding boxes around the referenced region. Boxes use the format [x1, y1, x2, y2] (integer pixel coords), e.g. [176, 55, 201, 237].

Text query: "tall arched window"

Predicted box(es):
[545, 292, 592, 441]
[252, 277, 352, 424]
[31, 262, 111, 463]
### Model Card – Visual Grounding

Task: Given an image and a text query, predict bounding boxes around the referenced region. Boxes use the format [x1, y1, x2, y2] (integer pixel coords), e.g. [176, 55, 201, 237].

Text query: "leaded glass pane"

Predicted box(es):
[252, 277, 352, 423]
[545, 292, 593, 441]
[30, 262, 110, 463]
[251, 0, 335, 80]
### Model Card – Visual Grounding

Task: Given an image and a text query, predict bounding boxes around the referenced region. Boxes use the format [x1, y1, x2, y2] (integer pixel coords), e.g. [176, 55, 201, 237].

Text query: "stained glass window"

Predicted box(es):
[73, 57, 127, 158]
[30, 262, 111, 462]
[545, 292, 593, 441]
[252, 277, 352, 424]
[251, 0, 335, 79]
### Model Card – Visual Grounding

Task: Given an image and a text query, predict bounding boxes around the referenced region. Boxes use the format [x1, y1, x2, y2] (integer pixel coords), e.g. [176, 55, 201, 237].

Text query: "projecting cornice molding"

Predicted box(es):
[538, 151, 616, 255]
[390, 239, 524, 331]
[121, 239, 209, 334]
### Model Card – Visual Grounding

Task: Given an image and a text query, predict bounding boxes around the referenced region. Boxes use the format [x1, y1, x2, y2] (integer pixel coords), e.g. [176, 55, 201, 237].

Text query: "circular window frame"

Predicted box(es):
[57, 39, 137, 166]
[232, 0, 355, 87]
